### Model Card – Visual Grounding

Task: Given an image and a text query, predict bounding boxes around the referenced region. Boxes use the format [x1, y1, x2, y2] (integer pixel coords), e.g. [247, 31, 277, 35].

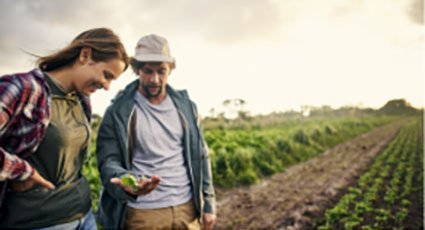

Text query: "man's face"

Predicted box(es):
[138, 62, 171, 100]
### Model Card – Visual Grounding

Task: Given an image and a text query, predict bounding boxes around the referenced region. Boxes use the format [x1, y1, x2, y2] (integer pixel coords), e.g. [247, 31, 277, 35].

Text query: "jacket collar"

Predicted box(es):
[110, 80, 191, 127]
[112, 80, 187, 106]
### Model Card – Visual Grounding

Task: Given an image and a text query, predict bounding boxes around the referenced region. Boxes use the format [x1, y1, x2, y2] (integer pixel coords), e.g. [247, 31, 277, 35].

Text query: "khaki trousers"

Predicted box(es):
[124, 200, 201, 230]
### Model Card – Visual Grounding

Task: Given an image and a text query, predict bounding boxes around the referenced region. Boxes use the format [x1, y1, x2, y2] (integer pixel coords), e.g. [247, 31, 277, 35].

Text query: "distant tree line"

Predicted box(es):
[90, 98, 422, 131]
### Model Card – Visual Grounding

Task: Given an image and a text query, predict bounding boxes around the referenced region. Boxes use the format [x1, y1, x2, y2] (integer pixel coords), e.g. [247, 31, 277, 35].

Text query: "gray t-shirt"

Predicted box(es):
[128, 92, 192, 209]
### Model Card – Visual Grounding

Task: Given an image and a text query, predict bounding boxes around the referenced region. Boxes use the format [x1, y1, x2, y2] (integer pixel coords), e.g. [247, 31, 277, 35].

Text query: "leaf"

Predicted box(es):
[121, 174, 139, 191]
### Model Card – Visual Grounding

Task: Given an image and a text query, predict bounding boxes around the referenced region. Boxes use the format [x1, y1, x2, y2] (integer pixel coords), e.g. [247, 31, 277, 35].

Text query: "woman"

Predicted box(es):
[0, 28, 129, 229]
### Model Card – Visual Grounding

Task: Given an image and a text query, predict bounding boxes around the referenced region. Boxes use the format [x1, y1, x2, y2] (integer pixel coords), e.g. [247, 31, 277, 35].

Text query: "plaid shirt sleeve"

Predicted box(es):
[0, 150, 34, 181]
[0, 75, 35, 181]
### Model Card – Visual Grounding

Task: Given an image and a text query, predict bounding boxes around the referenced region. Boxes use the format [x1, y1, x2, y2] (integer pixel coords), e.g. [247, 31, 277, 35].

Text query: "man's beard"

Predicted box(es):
[143, 84, 162, 98]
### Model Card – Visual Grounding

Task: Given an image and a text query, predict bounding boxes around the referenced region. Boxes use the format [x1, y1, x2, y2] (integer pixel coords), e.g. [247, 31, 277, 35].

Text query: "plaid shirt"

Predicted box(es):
[0, 69, 92, 210]
[0, 69, 51, 211]
[0, 69, 92, 211]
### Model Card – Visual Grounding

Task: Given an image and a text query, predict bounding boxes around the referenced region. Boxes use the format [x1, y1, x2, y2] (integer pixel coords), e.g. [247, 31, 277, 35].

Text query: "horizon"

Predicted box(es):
[191, 97, 424, 119]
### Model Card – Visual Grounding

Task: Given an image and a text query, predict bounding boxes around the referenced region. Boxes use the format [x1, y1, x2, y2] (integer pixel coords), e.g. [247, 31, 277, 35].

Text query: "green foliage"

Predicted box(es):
[274, 137, 293, 153]
[82, 115, 102, 212]
[207, 115, 395, 187]
[238, 168, 259, 185]
[324, 125, 335, 134]
[83, 153, 101, 212]
[319, 117, 423, 229]
[293, 129, 310, 145]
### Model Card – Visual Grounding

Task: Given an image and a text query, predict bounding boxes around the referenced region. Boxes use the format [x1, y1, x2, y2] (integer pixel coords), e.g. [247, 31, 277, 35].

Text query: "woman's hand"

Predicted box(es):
[10, 169, 55, 192]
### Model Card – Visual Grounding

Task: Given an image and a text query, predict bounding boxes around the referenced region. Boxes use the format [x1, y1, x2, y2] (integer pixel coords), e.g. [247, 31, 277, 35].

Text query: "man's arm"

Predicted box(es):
[191, 101, 217, 229]
[97, 107, 161, 201]
[96, 107, 137, 202]
[191, 101, 216, 214]
[200, 127, 217, 230]
[201, 141, 216, 214]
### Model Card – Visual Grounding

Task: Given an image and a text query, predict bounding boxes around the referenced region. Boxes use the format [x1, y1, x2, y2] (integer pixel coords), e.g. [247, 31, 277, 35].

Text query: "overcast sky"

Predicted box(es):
[0, 0, 423, 116]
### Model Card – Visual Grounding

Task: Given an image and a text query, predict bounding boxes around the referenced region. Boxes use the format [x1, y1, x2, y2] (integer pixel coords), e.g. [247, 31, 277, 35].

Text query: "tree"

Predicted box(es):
[379, 99, 418, 115]
[222, 98, 249, 120]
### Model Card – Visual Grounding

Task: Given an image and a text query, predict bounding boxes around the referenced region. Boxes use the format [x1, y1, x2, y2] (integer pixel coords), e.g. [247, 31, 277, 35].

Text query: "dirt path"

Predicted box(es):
[215, 120, 406, 230]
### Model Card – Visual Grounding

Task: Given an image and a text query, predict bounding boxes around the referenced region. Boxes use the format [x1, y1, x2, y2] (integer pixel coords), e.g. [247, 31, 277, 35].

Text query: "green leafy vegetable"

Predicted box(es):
[121, 174, 139, 191]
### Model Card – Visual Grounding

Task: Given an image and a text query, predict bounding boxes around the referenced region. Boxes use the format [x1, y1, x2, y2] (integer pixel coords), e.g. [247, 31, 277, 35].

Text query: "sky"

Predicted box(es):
[0, 0, 423, 117]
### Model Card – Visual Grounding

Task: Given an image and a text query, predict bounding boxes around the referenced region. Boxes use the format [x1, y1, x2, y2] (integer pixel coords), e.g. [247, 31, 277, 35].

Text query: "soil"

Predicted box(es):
[215, 120, 412, 230]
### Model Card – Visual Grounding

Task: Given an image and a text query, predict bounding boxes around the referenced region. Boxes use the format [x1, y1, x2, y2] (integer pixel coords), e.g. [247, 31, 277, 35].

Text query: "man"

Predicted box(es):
[96, 34, 216, 229]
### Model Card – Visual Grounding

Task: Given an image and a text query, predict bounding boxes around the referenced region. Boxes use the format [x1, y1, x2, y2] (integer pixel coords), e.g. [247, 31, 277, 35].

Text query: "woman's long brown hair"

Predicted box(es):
[37, 28, 129, 71]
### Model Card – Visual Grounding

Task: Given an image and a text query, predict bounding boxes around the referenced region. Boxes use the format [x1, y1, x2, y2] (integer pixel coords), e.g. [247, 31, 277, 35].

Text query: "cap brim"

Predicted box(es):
[133, 54, 175, 64]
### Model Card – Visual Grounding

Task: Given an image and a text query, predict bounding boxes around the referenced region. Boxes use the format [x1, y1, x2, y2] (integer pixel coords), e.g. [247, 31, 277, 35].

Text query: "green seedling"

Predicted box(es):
[121, 174, 139, 191]
[120, 174, 149, 192]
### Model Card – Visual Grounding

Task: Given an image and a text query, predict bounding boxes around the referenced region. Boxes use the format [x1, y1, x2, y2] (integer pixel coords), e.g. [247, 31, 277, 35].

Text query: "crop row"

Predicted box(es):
[205, 115, 395, 187]
[318, 118, 423, 229]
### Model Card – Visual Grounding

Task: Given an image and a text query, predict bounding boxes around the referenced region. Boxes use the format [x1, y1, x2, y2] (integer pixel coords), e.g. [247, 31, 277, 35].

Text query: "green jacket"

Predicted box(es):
[96, 80, 216, 229]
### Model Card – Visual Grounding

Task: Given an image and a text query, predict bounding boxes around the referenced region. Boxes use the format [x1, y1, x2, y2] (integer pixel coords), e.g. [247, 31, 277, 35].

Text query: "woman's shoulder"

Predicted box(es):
[0, 69, 46, 89]
[0, 69, 50, 104]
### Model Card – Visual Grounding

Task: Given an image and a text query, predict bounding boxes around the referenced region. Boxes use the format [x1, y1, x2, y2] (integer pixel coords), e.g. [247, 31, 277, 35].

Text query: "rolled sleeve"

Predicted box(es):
[0, 149, 34, 181]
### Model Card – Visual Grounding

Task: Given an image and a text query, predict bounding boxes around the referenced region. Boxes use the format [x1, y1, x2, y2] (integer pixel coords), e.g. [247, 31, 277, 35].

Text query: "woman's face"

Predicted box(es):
[73, 58, 126, 96]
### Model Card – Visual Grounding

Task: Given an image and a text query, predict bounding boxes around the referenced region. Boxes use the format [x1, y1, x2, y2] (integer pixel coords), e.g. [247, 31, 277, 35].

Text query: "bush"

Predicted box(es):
[294, 129, 310, 145]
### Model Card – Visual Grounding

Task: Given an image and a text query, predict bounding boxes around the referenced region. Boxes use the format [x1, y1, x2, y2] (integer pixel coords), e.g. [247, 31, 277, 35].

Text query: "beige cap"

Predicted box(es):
[133, 34, 175, 64]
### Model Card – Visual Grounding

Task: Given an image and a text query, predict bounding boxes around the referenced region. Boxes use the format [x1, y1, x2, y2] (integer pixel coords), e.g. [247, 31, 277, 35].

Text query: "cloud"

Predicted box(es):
[0, 0, 128, 70]
[186, 0, 283, 44]
[0, 0, 287, 72]
[1, 0, 284, 45]
[408, 0, 424, 24]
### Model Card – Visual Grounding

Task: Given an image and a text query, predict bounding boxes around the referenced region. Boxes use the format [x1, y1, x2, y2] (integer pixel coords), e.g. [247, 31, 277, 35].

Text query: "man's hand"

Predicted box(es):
[10, 169, 55, 192]
[111, 175, 160, 196]
[203, 213, 216, 230]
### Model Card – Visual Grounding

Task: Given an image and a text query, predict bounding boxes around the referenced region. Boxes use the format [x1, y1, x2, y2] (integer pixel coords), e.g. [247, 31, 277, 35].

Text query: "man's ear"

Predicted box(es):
[79, 47, 93, 64]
